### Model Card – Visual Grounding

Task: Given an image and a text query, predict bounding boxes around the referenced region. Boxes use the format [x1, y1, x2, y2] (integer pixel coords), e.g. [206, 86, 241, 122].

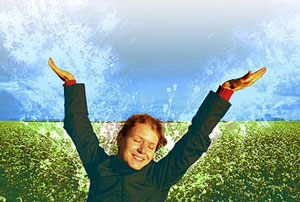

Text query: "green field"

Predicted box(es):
[0, 121, 299, 202]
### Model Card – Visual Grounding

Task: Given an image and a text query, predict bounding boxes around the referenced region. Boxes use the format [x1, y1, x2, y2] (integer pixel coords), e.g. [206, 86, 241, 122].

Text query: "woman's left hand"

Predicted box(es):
[222, 67, 267, 91]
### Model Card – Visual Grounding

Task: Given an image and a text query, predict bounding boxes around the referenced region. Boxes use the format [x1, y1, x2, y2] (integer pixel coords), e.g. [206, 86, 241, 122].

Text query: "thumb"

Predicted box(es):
[241, 70, 251, 80]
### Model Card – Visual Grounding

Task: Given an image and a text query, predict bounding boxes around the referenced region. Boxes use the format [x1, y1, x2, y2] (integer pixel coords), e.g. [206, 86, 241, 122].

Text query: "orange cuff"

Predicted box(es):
[63, 79, 77, 87]
[216, 85, 234, 101]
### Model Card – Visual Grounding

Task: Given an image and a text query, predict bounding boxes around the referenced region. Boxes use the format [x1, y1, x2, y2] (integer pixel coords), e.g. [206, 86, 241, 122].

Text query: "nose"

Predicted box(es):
[137, 143, 146, 154]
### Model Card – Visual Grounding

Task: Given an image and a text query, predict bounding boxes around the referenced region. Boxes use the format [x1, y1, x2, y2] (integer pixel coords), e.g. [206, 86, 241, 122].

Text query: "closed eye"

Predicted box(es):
[133, 138, 141, 143]
[148, 145, 155, 150]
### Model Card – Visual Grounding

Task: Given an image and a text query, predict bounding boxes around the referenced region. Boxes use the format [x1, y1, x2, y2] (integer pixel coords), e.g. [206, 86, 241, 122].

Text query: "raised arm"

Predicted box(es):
[48, 58, 108, 177]
[154, 89, 231, 189]
[154, 67, 267, 190]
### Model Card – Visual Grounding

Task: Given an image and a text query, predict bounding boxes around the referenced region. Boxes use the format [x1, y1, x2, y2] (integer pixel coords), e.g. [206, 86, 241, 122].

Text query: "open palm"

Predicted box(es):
[222, 67, 267, 91]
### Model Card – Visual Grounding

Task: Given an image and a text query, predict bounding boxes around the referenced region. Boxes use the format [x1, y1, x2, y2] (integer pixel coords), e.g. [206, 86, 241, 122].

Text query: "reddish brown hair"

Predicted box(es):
[117, 113, 167, 151]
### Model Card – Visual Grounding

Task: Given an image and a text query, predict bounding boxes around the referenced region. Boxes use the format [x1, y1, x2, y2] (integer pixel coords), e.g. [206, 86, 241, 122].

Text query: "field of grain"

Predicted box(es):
[0, 121, 299, 202]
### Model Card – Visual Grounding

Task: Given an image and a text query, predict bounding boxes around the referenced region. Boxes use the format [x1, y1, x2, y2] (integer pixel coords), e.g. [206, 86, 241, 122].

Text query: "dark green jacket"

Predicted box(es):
[63, 84, 231, 202]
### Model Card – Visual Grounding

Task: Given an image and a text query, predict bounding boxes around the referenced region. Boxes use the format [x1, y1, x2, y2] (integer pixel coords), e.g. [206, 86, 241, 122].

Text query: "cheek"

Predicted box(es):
[120, 140, 133, 154]
[125, 141, 138, 151]
[147, 151, 155, 160]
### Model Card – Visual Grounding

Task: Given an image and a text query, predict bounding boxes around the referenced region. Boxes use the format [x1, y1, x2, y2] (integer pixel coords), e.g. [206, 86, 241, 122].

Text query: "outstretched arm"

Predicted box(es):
[48, 58, 108, 177]
[154, 67, 267, 190]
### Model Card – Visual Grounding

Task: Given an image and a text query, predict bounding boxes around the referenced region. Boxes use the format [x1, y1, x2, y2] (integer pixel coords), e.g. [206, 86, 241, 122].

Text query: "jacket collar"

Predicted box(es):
[111, 155, 153, 175]
[111, 155, 136, 175]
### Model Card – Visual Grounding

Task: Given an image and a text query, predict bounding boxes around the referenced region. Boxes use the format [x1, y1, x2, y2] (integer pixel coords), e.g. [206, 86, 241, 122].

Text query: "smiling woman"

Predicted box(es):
[48, 56, 266, 201]
[116, 113, 168, 152]
[115, 113, 168, 170]
[117, 119, 163, 170]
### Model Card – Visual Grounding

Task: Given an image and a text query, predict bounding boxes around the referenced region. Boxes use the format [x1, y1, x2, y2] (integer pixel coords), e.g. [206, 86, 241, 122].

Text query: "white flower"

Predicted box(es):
[172, 84, 177, 91]
[240, 124, 246, 136]
[261, 121, 269, 127]
[165, 135, 175, 151]
[193, 87, 200, 93]
[50, 131, 61, 139]
[163, 104, 168, 113]
[174, 130, 180, 136]
[209, 125, 221, 140]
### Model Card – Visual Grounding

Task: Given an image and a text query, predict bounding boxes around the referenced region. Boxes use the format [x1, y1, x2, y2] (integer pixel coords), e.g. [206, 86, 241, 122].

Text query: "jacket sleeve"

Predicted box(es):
[63, 84, 108, 177]
[154, 90, 231, 190]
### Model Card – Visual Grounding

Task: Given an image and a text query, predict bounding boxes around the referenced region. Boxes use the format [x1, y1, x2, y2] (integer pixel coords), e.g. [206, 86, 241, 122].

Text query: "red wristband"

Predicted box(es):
[63, 79, 77, 86]
[216, 85, 234, 101]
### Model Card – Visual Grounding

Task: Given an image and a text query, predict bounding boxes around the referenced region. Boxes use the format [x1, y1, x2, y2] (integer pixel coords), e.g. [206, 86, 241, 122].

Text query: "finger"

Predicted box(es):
[245, 67, 267, 86]
[48, 58, 62, 74]
[241, 70, 252, 80]
[48, 58, 59, 70]
[252, 67, 267, 75]
[244, 80, 256, 87]
[253, 67, 267, 77]
[251, 67, 267, 81]
[48, 58, 66, 81]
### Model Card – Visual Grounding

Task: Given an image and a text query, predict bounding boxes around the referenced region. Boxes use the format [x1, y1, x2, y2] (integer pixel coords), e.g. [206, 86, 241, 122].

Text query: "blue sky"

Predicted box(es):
[0, 0, 299, 121]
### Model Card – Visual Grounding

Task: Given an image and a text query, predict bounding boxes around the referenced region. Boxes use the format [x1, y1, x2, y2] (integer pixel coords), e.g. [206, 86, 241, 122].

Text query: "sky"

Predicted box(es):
[0, 0, 299, 121]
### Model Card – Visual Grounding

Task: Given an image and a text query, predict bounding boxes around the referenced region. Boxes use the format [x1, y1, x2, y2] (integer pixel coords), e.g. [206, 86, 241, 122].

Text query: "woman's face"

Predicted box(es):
[117, 123, 159, 170]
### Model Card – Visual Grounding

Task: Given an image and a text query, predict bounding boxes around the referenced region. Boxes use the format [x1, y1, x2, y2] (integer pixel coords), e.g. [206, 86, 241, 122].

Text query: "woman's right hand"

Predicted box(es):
[48, 57, 75, 82]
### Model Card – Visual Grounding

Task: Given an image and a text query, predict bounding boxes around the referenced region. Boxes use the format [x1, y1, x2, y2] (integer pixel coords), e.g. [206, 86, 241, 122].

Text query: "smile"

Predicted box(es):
[132, 154, 144, 162]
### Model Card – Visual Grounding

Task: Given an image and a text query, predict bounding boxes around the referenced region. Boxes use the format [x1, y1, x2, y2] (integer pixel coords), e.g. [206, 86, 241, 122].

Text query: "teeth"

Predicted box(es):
[133, 155, 143, 161]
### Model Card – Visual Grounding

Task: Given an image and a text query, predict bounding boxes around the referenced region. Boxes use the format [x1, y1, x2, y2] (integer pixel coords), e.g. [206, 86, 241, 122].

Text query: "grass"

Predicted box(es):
[0, 121, 299, 202]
